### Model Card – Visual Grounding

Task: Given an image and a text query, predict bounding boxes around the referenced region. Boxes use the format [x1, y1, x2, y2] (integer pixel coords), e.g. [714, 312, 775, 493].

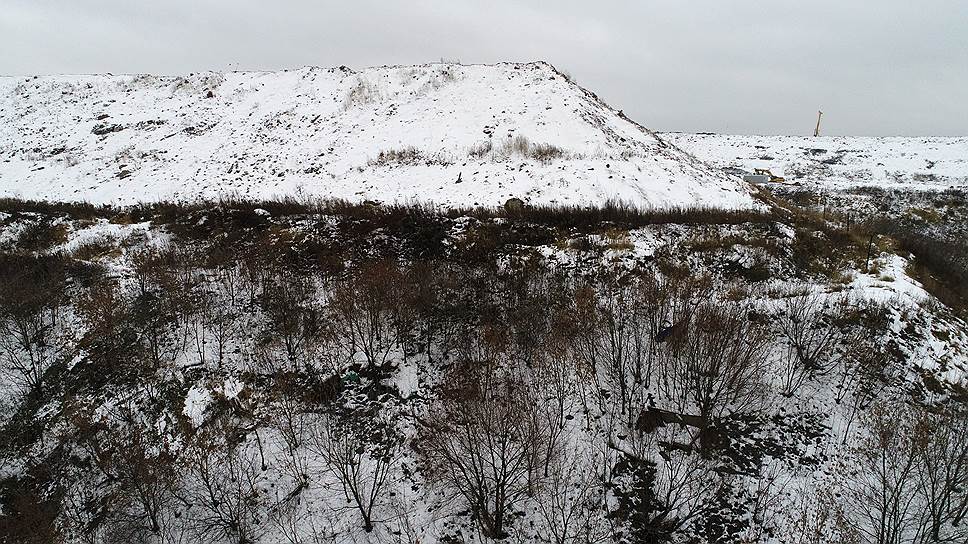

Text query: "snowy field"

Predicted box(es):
[665, 132, 968, 191]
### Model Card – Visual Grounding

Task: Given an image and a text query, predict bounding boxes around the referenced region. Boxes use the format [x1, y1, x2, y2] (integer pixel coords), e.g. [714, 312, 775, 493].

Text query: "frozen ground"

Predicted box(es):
[0, 62, 756, 209]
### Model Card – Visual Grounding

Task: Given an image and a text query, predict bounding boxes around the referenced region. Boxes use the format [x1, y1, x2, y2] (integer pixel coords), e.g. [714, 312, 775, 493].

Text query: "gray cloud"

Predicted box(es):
[3, 0, 967, 135]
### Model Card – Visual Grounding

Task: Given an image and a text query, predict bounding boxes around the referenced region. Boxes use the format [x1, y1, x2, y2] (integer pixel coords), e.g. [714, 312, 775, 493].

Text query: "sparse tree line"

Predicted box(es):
[0, 230, 966, 544]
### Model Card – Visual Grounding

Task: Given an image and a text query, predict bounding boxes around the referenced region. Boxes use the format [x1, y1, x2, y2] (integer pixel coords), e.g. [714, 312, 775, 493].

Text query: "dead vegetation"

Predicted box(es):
[366, 146, 453, 167]
[468, 135, 568, 162]
[367, 146, 423, 166]
[342, 78, 381, 109]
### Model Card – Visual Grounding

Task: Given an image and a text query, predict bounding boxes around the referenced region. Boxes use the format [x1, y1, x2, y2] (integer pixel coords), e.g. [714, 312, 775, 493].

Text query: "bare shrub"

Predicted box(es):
[367, 146, 454, 168]
[468, 139, 493, 158]
[494, 200, 774, 229]
[897, 233, 968, 315]
[70, 233, 121, 261]
[418, 65, 458, 94]
[0, 198, 112, 220]
[367, 146, 422, 167]
[531, 142, 566, 162]
[0, 197, 775, 234]
[0, 477, 63, 543]
[786, 486, 859, 544]
[504, 134, 531, 156]
[14, 219, 68, 252]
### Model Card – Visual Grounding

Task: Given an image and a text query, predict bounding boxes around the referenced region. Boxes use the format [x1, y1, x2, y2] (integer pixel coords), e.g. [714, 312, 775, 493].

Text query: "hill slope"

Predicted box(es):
[0, 62, 756, 208]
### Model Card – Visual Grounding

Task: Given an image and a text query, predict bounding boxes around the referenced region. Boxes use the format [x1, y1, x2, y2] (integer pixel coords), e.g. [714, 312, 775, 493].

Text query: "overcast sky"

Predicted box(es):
[4, 1, 967, 136]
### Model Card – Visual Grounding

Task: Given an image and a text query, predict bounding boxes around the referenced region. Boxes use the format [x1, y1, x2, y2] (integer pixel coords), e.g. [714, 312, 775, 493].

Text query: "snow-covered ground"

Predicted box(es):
[0, 62, 757, 209]
[665, 132, 968, 191]
[2, 207, 966, 543]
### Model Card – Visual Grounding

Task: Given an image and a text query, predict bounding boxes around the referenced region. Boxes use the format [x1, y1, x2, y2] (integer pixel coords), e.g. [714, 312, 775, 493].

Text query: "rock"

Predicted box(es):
[504, 197, 525, 214]
[92, 123, 123, 136]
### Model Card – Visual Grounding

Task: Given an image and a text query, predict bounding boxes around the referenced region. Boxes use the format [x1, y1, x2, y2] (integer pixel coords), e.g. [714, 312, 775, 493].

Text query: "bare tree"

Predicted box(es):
[420, 360, 553, 539]
[916, 405, 968, 543]
[129, 247, 200, 369]
[402, 262, 465, 366]
[178, 441, 267, 544]
[833, 299, 893, 442]
[329, 261, 405, 368]
[844, 401, 928, 544]
[257, 271, 324, 371]
[775, 291, 846, 396]
[307, 411, 399, 533]
[536, 443, 610, 544]
[74, 409, 179, 539]
[610, 415, 724, 542]
[742, 460, 791, 542]
[0, 255, 70, 398]
[532, 348, 580, 480]
[194, 282, 239, 369]
[270, 394, 313, 500]
[570, 275, 644, 425]
[657, 301, 769, 454]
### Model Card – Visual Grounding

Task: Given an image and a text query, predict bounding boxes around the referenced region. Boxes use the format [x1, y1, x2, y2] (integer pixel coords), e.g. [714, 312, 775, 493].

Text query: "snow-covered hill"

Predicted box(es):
[0, 62, 757, 208]
[665, 132, 968, 190]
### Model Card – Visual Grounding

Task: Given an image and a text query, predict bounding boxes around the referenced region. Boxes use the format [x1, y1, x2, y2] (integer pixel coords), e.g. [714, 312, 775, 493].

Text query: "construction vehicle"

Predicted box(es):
[754, 168, 786, 183]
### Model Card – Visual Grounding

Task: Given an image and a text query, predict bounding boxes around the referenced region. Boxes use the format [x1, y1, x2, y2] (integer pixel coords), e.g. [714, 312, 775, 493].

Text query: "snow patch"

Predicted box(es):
[182, 385, 213, 427]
